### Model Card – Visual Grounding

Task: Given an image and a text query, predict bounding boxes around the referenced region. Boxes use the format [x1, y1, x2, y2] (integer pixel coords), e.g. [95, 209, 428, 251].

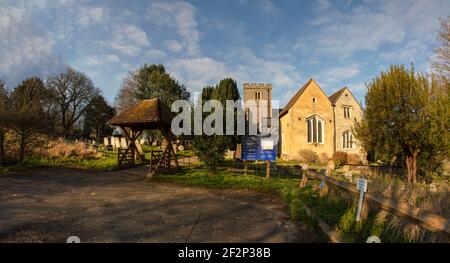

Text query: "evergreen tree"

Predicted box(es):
[192, 78, 241, 174]
[82, 95, 115, 142]
[9, 77, 55, 163]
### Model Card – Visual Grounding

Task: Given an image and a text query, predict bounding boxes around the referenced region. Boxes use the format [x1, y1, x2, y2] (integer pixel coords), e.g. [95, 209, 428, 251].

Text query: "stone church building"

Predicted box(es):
[278, 79, 364, 161]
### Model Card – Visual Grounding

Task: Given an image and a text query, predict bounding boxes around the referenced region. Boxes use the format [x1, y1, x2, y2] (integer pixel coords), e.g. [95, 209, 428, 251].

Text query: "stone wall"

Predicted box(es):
[332, 88, 365, 161]
[280, 80, 334, 160]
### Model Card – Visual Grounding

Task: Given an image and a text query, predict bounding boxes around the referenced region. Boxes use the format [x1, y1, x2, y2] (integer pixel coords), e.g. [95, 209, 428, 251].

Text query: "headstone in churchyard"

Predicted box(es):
[114, 137, 121, 150]
[178, 145, 184, 151]
[344, 171, 353, 182]
[104, 137, 109, 146]
[120, 137, 128, 149]
[327, 159, 335, 171]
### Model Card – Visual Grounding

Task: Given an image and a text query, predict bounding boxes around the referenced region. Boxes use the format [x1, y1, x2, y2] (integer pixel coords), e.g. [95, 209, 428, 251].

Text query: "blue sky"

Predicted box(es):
[1, 0, 449, 107]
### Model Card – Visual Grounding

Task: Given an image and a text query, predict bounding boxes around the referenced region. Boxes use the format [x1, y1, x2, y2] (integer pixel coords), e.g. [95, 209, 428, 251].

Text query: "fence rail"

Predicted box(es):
[302, 170, 450, 236]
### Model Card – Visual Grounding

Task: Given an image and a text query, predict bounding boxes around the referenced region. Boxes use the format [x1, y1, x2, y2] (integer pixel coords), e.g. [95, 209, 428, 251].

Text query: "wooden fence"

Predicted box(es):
[301, 170, 450, 237]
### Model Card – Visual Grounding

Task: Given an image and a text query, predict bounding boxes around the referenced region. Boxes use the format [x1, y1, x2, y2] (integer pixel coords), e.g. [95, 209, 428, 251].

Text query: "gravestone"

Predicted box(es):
[104, 137, 109, 146]
[344, 171, 353, 182]
[113, 137, 121, 150]
[120, 137, 128, 149]
[326, 159, 335, 176]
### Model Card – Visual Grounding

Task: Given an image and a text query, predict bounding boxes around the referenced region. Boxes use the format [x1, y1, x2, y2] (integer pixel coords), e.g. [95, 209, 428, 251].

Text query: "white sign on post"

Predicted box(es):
[356, 177, 368, 221]
[356, 178, 368, 192]
[260, 139, 274, 150]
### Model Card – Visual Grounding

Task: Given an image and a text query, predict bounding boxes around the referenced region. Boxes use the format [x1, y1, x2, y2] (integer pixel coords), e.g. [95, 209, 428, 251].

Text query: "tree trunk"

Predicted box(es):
[0, 129, 5, 167]
[405, 149, 419, 183]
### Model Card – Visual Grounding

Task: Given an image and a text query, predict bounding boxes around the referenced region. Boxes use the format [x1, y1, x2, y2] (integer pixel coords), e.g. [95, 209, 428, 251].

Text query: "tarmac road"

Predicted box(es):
[0, 166, 324, 243]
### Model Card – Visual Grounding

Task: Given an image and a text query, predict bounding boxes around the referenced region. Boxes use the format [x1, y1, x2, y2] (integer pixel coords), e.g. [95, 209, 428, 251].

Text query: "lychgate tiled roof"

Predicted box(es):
[109, 98, 173, 127]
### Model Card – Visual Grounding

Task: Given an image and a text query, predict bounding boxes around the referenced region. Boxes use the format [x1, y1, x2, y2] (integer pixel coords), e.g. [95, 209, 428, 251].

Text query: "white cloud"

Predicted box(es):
[230, 49, 302, 89]
[259, 0, 282, 16]
[380, 0, 450, 42]
[164, 40, 184, 53]
[321, 64, 360, 83]
[167, 57, 228, 92]
[85, 54, 120, 67]
[106, 24, 151, 56]
[145, 49, 167, 59]
[0, 4, 64, 85]
[379, 40, 428, 62]
[303, 0, 450, 59]
[77, 6, 106, 27]
[311, 6, 405, 57]
[147, 1, 200, 56]
[347, 82, 367, 93]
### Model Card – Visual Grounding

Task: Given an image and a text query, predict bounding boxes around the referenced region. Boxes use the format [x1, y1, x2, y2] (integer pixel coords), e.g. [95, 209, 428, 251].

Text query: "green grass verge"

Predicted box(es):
[152, 167, 411, 243]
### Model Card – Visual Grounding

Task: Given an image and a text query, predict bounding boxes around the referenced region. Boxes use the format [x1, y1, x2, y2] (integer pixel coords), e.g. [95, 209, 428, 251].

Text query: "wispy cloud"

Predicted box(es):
[101, 24, 150, 56]
[147, 1, 200, 56]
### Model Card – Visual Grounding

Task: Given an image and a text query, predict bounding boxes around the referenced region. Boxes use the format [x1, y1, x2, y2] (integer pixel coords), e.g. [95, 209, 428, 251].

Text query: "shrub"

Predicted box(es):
[192, 135, 230, 174]
[347, 154, 360, 165]
[46, 138, 99, 160]
[299, 149, 319, 163]
[319, 153, 330, 164]
[333, 151, 348, 166]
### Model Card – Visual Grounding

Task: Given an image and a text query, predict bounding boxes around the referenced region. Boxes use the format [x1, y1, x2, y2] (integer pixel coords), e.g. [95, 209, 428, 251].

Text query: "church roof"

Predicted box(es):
[279, 79, 329, 117]
[108, 98, 173, 128]
[328, 87, 347, 104]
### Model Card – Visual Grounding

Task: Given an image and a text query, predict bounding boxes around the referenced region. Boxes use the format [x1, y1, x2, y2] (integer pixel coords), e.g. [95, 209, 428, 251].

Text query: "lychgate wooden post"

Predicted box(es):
[108, 98, 179, 173]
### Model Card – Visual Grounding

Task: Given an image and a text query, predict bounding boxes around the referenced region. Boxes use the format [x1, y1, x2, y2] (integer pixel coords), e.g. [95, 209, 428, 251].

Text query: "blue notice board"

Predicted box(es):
[241, 136, 277, 161]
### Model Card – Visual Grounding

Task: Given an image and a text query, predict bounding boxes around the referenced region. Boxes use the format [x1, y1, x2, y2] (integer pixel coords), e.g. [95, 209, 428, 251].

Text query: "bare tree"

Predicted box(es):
[115, 72, 139, 113]
[433, 16, 450, 80]
[47, 67, 99, 138]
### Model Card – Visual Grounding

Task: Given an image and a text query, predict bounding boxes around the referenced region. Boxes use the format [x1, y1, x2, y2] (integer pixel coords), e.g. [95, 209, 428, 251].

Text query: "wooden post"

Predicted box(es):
[117, 149, 120, 169]
[149, 148, 153, 174]
[244, 161, 248, 175]
[300, 172, 308, 188]
[266, 160, 270, 178]
[320, 179, 329, 196]
[130, 130, 135, 165]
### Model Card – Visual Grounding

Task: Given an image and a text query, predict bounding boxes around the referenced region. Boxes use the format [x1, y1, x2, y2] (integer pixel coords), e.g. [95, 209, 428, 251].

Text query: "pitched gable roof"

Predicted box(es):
[328, 86, 363, 109]
[109, 98, 173, 128]
[328, 87, 347, 104]
[279, 79, 330, 117]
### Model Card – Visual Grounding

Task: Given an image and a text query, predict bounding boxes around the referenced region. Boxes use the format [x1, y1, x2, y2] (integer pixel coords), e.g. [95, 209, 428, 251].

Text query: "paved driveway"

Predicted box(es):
[0, 166, 323, 243]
